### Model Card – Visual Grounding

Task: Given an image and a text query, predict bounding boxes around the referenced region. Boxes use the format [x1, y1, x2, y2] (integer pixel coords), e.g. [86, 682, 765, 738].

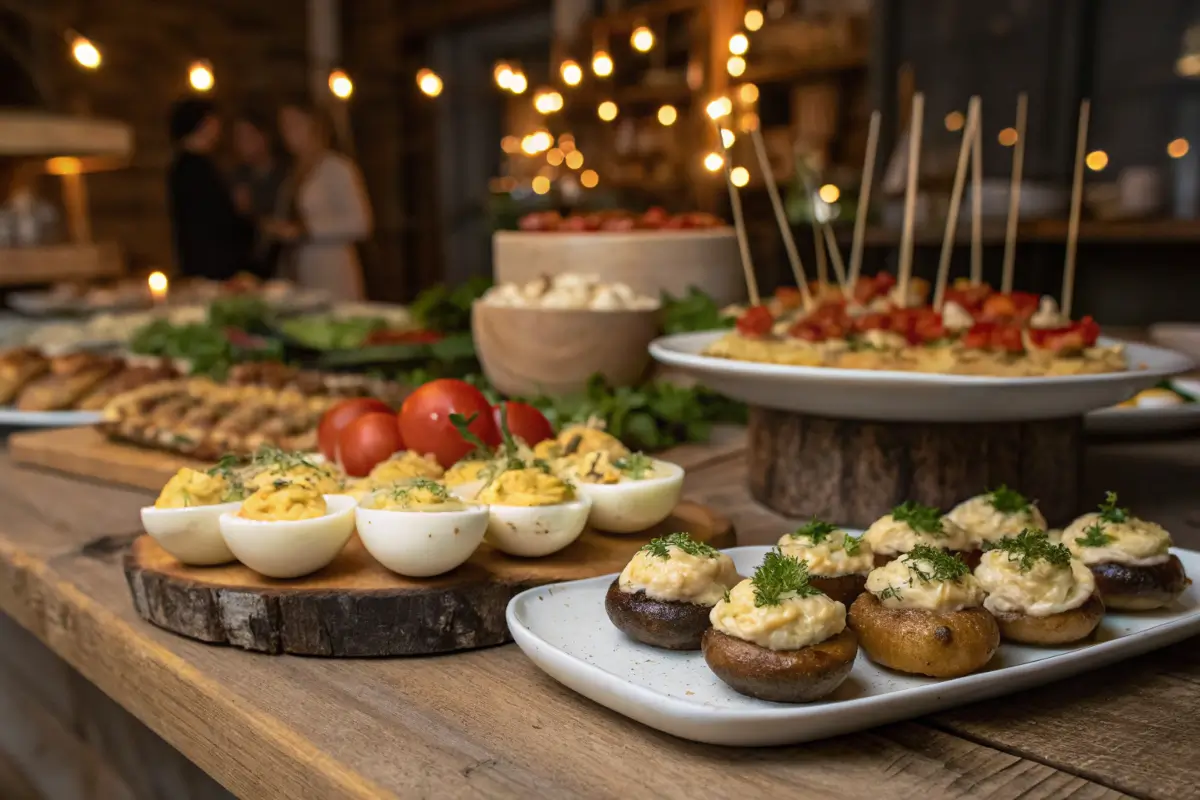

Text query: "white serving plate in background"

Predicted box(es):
[1086, 379, 1200, 435]
[0, 407, 103, 427]
[507, 545, 1200, 747]
[649, 331, 1194, 422]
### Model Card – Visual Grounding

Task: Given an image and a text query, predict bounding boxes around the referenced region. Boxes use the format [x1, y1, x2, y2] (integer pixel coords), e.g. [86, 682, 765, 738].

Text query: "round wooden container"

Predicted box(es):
[493, 229, 745, 306]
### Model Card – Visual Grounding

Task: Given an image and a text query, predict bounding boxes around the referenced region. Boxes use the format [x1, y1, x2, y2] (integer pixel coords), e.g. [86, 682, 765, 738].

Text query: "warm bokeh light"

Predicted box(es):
[546, 148, 565, 166]
[1086, 150, 1109, 171]
[532, 176, 551, 195]
[944, 111, 964, 132]
[726, 56, 746, 77]
[147, 271, 169, 298]
[819, 184, 840, 203]
[1169, 137, 1190, 158]
[744, 9, 765, 31]
[998, 127, 1018, 146]
[598, 100, 618, 121]
[704, 152, 724, 172]
[560, 60, 583, 86]
[739, 83, 759, 104]
[706, 97, 732, 119]
[71, 36, 101, 69]
[565, 151, 584, 170]
[720, 128, 736, 148]
[509, 71, 528, 94]
[729, 33, 749, 55]
[631, 26, 654, 52]
[494, 62, 514, 89]
[501, 136, 521, 154]
[189, 61, 214, 92]
[658, 104, 678, 126]
[329, 69, 353, 99]
[558, 133, 576, 152]
[592, 51, 613, 77]
[44, 157, 82, 175]
[531, 131, 552, 152]
[417, 68, 443, 97]
[580, 169, 599, 188]
[739, 112, 760, 131]
[730, 166, 750, 187]
[534, 89, 563, 114]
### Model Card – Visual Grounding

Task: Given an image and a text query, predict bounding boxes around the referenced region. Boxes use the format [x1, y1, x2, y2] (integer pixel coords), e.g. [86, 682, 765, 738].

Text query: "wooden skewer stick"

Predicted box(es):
[712, 118, 760, 306]
[1000, 92, 1028, 294]
[897, 92, 924, 308]
[821, 223, 851, 298]
[848, 110, 881, 289]
[970, 98, 984, 286]
[934, 96, 980, 310]
[809, 198, 829, 288]
[750, 125, 811, 307]
[1061, 98, 1090, 320]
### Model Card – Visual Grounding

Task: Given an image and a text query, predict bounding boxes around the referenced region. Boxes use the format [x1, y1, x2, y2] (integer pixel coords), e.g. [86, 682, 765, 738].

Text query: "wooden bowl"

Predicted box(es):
[472, 301, 659, 397]
[493, 229, 745, 306]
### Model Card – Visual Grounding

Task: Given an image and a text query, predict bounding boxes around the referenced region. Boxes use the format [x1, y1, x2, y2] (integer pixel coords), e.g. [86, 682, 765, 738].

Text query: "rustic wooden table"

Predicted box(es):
[0, 428, 1198, 800]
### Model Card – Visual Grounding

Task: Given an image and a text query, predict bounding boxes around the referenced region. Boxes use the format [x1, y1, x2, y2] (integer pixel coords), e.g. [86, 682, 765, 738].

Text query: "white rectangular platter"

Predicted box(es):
[506, 545, 1200, 747]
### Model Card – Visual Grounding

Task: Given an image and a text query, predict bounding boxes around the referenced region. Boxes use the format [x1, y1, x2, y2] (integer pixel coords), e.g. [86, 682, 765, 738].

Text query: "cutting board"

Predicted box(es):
[10, 427, 205, 491]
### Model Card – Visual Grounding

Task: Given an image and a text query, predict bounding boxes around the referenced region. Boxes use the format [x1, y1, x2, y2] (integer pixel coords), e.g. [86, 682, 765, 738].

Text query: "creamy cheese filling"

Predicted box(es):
[946, 495, 1049, 547]
[777, 529, 875, 576]
[618, 546, 740, 606]
[863, 513, 972, 556]
[865, 555, 986, 611]
[709, 579, 846, 651]
[1063, 512, 1172, 567]
[974, 550, 1095, 616]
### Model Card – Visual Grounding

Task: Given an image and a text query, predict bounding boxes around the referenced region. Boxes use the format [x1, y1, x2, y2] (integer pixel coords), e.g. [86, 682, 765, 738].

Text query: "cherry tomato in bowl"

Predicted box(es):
[493, 401, 554, 446]
[317, 398, 393, 462]
[398, 379, 500, 468]
[338, 412, 404, 477]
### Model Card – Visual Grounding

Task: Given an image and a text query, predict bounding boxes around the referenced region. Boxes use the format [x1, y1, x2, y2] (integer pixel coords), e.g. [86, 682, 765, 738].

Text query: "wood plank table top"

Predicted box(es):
[0, 427, 1198, 799]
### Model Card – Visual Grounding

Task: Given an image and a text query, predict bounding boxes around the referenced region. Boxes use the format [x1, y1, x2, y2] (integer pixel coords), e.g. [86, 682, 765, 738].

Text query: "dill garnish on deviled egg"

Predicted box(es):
[862, 500, 973, 566]
[778, 519, 874, 605]
[243, 445, 345, 495]
[356, 478, 488, 577]
[564, 450, 684, 534]
[140, 460, 247, 565]
[702, 549, 858, 703]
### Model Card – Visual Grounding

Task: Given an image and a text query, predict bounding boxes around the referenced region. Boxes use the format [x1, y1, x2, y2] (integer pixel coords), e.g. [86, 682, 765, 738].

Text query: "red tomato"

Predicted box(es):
[640, 206, 669, 228]
[558, 215, 589, 232]
[1028, 316, 1100, 353]
[735, 305, 774, 337]
[398, 379, 500, 468]
[774, 286, 805, 311]
[337, 412, 404, 477]
[317, 398, 393, 461]
[518, 211, 562, 232]
[944, 281, 994, 314]
[787, 321, 825, 342]
[493, 402, 554, 446]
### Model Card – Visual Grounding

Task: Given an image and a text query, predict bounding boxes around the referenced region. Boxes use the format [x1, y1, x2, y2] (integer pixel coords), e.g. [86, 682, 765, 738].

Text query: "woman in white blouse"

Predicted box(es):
[264, 102, 372, 301]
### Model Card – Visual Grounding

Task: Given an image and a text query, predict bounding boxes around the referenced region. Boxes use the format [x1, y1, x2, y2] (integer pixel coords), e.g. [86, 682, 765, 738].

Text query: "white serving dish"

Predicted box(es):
[649, 331, 1194, 422]
[0, 407, 103, 427]
[1086, 378, 1200, 434]
[507, 545, 1200, 747]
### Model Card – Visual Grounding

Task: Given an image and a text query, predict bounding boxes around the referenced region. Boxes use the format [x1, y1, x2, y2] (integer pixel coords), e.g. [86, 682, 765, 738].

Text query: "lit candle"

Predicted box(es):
[148, 271, 169, 305]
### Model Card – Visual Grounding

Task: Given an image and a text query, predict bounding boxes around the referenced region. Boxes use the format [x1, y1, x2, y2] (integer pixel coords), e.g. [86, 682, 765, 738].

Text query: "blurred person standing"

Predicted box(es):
[166, 98, 251, 280]
[263, 101, 371, 302]
[231, 109, 288, 279]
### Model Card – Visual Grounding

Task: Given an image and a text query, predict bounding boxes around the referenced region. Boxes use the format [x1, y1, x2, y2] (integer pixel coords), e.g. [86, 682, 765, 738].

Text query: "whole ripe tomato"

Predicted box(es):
[493, 401, 554, 446]
[337, 412, 404, 477]
[317, 398, 393, 461]
[398, 379, 500, 468]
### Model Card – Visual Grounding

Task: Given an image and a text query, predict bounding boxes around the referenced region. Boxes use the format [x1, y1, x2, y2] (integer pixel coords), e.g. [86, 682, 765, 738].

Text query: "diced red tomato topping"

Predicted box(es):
[852, 272, 896, 305]
[944, 281, 994, 314]
[735, 305, 775, 337]
[979, 291, 1040, 323]
[962, 321, 1025, 353]
[774, 286, 805, 311]
[1027, 316, 1101, 353]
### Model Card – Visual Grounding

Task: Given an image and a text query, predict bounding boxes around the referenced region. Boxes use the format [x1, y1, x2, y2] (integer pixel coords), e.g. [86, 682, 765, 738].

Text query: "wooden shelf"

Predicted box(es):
[0, 243, 124, 287]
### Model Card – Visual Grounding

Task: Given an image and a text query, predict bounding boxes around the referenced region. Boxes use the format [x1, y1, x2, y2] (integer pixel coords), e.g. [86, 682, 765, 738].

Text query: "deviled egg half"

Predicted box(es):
[219, 479, 356, 579]
[141, 466, 245, 565]
[346, 450, 444, 499]
[562, 451, 684, 533]
[862, 500, 973, 567]
[243, 447, 345, 495]
[476, 465, 591, 557]
[778, 519, 874, 605]
[356, 478, 487, 577]
[947, 485, 1048, 566]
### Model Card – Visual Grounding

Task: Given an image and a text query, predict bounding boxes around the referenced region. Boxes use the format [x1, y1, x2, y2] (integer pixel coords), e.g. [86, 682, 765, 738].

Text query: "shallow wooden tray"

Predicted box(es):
[11, 427, 210, 491]
[124, 502, 735, 657]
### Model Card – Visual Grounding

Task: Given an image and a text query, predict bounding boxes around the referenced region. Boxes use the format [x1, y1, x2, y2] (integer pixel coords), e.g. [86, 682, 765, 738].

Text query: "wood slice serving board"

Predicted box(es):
[10, 427, 206, 491]
[125, 502, 735, 657]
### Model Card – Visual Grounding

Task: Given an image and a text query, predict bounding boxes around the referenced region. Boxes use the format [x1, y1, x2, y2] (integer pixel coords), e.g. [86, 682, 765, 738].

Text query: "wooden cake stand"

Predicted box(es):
[745, 407, 1083, 528]
[125, 502, 734, 657]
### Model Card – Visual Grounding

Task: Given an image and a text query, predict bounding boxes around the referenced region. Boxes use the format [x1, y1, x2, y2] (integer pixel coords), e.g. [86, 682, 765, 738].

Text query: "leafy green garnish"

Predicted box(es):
[892, 501, 945, 536]
[722, 587, 732, 603]
[614, 452, 654, 480]
[983, 528, 1071, 572]
[387, 477, 450, 503]
[789, 518, 840, 543]
[751, 549, 822, 606]
[640, 532, 720, 560]
[448, 413, 495, 461]
[987, 485, 1032, 515]
[207, 454, 247, 501]
[843, 535, 863, 555]
[409, 275, 491, 333]
[1075, 522, 1113, 548]
[903, 544, 970, 582]
[661, 287, 736, 334]
[251, 445, 320, 473]
[1097, 491, 1129, 524]
[878, 586, 902, 601]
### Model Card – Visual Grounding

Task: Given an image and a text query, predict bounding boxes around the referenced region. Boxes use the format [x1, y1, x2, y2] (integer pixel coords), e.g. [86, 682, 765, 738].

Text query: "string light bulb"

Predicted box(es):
[819, 184, 840, 203]
[721, 128, 736, 147]
[1086, 150, 1109, 171]
[509, 71, 528, 94]
[738, 83, 759, 104]
[657, 105, 678, 126]
[328, 69, 353, 100]
[944, 111, 964, 132]
[188, 61, 214, 92]
[147, 271, 168, 295]
[729, 33, 749, 55]
[560, 60, 583, 86]
[731, 166, 750, 187]
[706, 97, 733, 120]
[631, 25, 654, 52]
[744, 9, 765, 31]
[727, 56, 746, 77]
[532, 176, 551, 195]
[533, 89, 563, 114]
[592, 51, 613, 77]
[494, 62, 514, 89]
[547, 148, 565, 166]
[416, 68, 443, 97]
[1168, 138, 1190, 158]
[580, 169, 599, 188]
[704, 152, 724, 172]
[598, 100, 618, 121]
[565, 151, 584, 170]
[71, 35, 101, 69]
[998, 127, 1018, 146]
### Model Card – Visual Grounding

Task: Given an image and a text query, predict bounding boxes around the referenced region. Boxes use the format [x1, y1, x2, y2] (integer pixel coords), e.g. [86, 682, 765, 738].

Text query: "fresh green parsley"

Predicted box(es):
[1075, 522, 1113, 548]
[843, 535, 863, 556]
[903, 544, 970, 582]
[983, 528, 1070, 572]
[892, 501, 945, 536]
[1097, 491, 1130, 524]
[987, 485, 1032, 515]
[448, 412, 497, 462]
[387, 478, 450, 503]
[640, 532, 720, 560]
[751, 548, 822, 607]
[789, 518, 840, 544]
[878, 586, 902, 601]
[614, 452, 654, 480]
[207, 454, 247, 501]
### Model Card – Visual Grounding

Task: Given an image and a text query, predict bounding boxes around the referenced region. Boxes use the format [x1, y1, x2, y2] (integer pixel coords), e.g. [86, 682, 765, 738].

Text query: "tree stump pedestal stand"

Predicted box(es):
[745, 407, 1083, 529]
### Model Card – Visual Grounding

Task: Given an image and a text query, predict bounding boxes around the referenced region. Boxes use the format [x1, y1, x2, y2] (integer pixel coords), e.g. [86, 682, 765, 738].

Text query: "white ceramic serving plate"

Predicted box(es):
[0, 407, 103, 427]
[507, 544, 1200, 747]
[1086, 379, 1200, 434]
[649, 331, 1194, 422]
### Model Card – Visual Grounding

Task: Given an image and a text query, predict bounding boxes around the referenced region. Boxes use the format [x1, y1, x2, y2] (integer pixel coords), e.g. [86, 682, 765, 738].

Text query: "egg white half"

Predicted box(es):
[356, 496, 488, 577]
[219, 494, 357, 579]
[485, 495, 593, 557]
[574, 459, 684, 534]
[141, 501, 241, 566]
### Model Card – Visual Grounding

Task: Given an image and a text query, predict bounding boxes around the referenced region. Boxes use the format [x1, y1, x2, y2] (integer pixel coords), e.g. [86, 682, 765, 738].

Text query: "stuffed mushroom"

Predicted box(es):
[849, 544, 999, 678]
[1063, 492, 1189, 611]
[703, 549, 857, 703]
[605, 532, 740, 650]
[778, 519, 875, 605]
[974, 528, 1104, 645]
[947, 485, 1049, 567]
[862, 501, 973, 567]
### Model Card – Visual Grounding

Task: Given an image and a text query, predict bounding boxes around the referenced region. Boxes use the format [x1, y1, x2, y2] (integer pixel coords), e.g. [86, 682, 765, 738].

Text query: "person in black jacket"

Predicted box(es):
[166, 99, 252, 280]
